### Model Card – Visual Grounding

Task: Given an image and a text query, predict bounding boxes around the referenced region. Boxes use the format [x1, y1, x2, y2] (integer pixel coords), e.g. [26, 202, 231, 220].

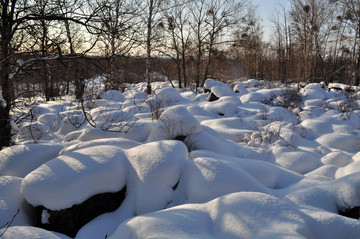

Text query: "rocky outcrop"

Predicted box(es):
[37, 187, 126, 238]
[339, 206, 360, 220]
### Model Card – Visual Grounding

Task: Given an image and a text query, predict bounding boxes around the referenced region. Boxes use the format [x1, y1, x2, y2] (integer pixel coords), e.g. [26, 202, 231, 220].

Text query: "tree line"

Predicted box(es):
[0, 0, 359, 149]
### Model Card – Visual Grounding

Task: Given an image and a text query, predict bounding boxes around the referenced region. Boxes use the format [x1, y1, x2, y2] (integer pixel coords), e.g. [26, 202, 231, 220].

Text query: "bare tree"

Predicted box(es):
[272, 3, 291, 83]
[88, 0, 140, 90]
[289, 0, 335, 82]
[0, 0, 95, 149]
[233, 6, 264, 80]
[161, 0, 192, 89]
[188, 0, 247, 89]
[334, 0, 360, 86]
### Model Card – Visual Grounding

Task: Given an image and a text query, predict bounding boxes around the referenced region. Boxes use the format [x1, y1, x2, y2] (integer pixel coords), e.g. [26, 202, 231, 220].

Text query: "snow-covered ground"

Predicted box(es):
[1, 79, 360, 238]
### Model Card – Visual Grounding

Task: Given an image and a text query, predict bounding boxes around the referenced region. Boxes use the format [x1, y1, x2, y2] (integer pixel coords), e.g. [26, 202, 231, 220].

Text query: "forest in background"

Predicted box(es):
[0, 0, 360, 149]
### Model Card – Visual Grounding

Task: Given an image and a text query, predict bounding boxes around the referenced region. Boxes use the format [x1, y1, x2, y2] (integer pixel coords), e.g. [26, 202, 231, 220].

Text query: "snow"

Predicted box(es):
[0, 176, 29, 227]
[0, 144, 63, 178]
[0, 226, 70, 239]
[21, 145, 128, 210]
[147, 106, 202, 141]
[109, 192, 312, 239]
[100, 90, 125, 102]
[2, 79, 360, 238]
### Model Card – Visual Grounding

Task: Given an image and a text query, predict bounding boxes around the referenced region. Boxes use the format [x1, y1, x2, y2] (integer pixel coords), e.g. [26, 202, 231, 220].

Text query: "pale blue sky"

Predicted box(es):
[251, 0, 291, 41]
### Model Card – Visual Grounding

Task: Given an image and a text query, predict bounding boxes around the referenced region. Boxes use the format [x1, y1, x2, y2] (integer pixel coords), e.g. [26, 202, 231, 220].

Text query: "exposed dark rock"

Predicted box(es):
[174, 135, 186, 141]
[339, 206, 360, 219]
[208, 92, 219, 102]
[36, 187, 127, 238]
[172, 180, 180, 191]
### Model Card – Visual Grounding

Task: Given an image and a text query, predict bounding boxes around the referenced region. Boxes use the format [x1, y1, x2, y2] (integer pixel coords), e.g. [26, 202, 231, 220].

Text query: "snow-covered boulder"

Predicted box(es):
[38, 113, 61, 131]
[316, 133, 360, 153]
[74, 140, 189, 239]
[204, 79, 229, 90]
[147, 106, 201, 141]
[21, 145, 128, 237]
[321, 151, 353, 167]
[0, 176, 32, 227]
[203, 101, 238, 117]
[60, 138, 140, 155]
[300, 84, 326, 100]
[123, 89, 148, 101]
[275, 151, 321, 174]
[240, 92, 266, 103]
[0, 144, 63, 178]
[21, 145, 128, 210]
[101, 90, 125, 102]
[125, 140, 188, 215]
[207, 86, 234, 100]
[335, 160, 360, 178]
[109, 192, 313, 239]
[155, 87, 186, 105]
[233, 83, 249, 95]
[0, 226, 71, 239]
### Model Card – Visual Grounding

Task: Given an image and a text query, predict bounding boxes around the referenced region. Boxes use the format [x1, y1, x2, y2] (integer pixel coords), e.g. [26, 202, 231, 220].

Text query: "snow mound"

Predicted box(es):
[203, 101, 238, 117]
[275, 151, 321, 174]
[147, 106, 201, 141]
[21, 145, 128, 210]
[233, 83, 249, 95]
[285, 172, 360, 214]
[204, 78, 230, 90]
[300, 84, 326, 100]
[0, 144, 63, 178]
[240, 92, 265, 103]
[321, 151, 353, 167]
[101, 90, 125, 102]
[155, 87, 186, 105]
[335, 161, 360, 178]
[109, 192, 312, 239]
[60, 138, 140, 155]
[125, 140, 188, 215]
[209, 85, 234, 98]
[316, 133, 360, 153]
[38, 113, 61, 131]
[181, 157, 272, 203]
[0, 176, 30, 227]
[0, 226, 70, 239]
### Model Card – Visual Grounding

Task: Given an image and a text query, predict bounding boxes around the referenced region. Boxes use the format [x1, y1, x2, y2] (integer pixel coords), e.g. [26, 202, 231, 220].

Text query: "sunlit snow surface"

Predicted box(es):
[2, 79, 360, 238]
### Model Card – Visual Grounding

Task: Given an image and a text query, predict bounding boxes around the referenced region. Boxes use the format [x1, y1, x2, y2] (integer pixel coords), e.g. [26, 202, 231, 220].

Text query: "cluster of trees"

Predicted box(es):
[269, 0, 360, 86]
[0, 0, 359, 149]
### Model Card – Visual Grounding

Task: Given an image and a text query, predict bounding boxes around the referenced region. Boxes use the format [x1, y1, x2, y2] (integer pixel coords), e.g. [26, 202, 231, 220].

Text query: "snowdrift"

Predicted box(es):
[1, 79, 360, 238]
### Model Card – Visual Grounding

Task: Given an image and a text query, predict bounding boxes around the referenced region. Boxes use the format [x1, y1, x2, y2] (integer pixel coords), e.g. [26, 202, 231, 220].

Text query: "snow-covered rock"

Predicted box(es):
[101, 90, 125, 102]
[147, 106, 201, 141]
[21, 145, 128, 210]
[0, 144, 63, 178]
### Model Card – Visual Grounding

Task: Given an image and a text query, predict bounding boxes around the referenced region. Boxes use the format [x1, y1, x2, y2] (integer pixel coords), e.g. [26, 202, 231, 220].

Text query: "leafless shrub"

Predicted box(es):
[147, 95, 171, 120]
[79, 96, 140, 133]
[262, 89, 303, 109]
[276, 89, 303, 109]
[337, 93, 358, 120]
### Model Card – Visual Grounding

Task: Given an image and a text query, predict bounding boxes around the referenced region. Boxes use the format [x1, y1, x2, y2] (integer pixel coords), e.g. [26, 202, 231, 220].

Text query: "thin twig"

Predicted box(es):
[0, 208, 20, 237]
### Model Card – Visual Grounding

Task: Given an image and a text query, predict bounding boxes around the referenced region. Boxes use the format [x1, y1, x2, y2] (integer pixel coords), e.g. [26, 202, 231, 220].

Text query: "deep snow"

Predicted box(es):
[1, 79, 360, 238]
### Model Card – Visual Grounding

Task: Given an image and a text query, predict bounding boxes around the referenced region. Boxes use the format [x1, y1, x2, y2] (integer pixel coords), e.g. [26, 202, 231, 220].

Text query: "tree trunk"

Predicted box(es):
[181, 48, 187, 88]
[146, 0, 154, 95]
[0, 3, 13, 149]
